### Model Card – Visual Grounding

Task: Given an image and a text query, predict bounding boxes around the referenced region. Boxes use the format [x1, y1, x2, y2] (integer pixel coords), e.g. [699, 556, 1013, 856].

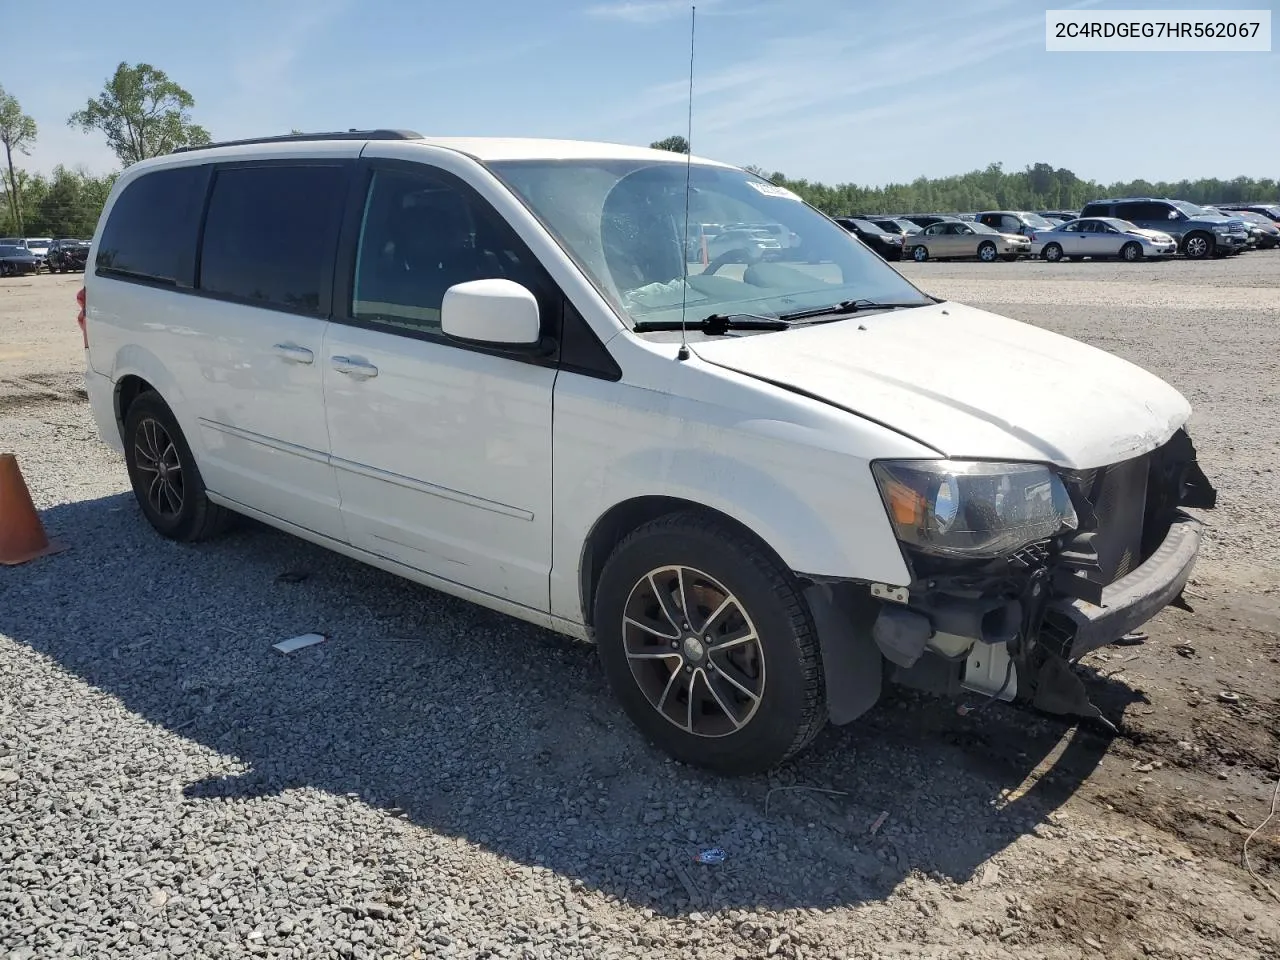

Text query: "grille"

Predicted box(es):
[1066, 453, 1151, 585]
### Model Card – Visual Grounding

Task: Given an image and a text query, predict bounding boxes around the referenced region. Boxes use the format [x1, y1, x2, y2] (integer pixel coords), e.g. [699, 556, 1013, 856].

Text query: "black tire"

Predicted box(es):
[1042, 243, 1063, 263]
[123, 391, 233, 542]
[977, 241, 998, 263]
[911, 244, 929, 262]
[1182, 231, 1213, 259]
[594, 511, 826, 774]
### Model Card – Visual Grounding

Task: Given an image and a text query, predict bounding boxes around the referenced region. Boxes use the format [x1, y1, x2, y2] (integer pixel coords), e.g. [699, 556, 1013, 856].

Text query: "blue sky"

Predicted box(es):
[3, 0, 1277, 186]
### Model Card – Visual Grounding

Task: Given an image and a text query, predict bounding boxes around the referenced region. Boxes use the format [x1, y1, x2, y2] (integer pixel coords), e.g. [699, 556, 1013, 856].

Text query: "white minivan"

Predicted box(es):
[80, 130, 1216, 773]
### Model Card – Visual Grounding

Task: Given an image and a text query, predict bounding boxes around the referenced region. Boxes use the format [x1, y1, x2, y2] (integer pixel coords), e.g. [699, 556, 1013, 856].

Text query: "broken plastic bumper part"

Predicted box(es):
[1046, 512, 1202, 662]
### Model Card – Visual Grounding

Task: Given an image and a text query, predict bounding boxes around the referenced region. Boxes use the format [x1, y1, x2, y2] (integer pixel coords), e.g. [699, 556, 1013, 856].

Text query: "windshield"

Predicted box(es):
[1171, 200, 1208, 217]
[1021, 212, 1055, 228]
[0, 246, 25, 256]
[1104, 218, 1143, 232]
[849, 219, 886, 235]
[487, 159, 931, 328]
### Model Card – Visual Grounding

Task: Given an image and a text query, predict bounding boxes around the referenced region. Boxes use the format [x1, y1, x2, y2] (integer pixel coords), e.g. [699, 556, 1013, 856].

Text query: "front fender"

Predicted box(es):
[607, 445, 906, 580]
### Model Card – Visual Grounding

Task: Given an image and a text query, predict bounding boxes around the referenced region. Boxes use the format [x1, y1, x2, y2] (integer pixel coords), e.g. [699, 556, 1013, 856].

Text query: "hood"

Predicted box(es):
[691, 301, 1191, 470]
[1128, 227, 1174, 241]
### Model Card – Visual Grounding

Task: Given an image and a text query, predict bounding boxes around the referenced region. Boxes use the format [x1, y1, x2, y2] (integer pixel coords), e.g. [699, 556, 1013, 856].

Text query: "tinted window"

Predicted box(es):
[1116, 201, 1166, 221]
[352, 167, 550, 336]
[97, 165, 208, 285]
[1079, 202, 1110, 219]
[199, 164, 347, 314]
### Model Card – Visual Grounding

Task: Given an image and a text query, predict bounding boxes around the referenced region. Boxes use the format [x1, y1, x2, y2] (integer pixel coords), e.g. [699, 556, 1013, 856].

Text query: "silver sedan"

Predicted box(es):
[1037, 218, 1177, 262]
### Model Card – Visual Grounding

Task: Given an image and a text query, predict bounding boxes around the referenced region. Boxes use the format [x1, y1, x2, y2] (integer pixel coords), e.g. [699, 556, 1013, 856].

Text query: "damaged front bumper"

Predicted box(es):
[1046, 512, 1201, 662]
[807, 428, 1218, 729]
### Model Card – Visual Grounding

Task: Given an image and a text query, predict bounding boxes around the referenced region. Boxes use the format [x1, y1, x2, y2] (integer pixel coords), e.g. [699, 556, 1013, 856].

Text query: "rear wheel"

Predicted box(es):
[594, 512, 826, 774]
[123, 392, 233, 542]
[1121, 241, 1143, 262]
[978, 241, 998, 262]
[1042, 243, 1063, 263]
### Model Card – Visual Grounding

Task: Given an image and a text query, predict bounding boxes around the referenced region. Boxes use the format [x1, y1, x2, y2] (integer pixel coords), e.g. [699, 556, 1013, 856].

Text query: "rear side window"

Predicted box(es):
[96, 165, 209, 286]
[199, 164, 348, 315]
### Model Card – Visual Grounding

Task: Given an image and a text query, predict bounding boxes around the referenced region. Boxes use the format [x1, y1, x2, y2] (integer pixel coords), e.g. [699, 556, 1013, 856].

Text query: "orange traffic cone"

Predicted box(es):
[0, 453, 66, 565]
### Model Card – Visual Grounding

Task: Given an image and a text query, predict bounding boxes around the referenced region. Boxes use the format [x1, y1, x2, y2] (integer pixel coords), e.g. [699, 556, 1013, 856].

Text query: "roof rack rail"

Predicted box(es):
[172, 128, 424, 154]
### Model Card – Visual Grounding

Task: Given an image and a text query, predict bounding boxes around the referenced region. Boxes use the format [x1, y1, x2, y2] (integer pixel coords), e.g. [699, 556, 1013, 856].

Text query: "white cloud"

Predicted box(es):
[585, 0, 722, 25]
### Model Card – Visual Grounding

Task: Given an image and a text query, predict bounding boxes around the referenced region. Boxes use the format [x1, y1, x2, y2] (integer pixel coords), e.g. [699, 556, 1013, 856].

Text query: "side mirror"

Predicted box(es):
[441, 279, 546, 352]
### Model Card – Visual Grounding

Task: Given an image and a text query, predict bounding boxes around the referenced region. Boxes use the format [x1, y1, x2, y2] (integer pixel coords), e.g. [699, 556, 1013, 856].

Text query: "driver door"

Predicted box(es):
[949, 223, 976, 257]
[322, 159, 559, 612]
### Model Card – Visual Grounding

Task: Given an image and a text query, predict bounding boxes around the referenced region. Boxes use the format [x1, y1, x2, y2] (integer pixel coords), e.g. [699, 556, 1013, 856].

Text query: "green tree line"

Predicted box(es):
[748, 161, 1279, 216]
[0, 166, 119, 237]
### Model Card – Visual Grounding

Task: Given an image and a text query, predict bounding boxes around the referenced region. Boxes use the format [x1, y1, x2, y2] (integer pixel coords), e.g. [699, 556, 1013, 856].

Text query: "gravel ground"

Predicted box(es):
[2, 263, 1278, 960]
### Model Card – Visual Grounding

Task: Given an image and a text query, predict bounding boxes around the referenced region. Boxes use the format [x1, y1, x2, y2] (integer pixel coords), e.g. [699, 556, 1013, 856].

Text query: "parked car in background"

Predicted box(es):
[1223, 210, 1280, 248]
[900, 214, 962, 230]
[1201, 207, 1270, 249]
[863, 216, 921, 238]
[1216, 202, 1280, 224]
[46, 238, 91, 272]
[23, 237, 52, 266]
[1037, 210, 1079, 222]
[1037, 218, 1177, 262]
[0, 243, 43, 277]
[975, 211, 1058, 256]
[833, 217, 904, 260]
[1078, 198, 1248, 259]
[907, 220, 1031, 262]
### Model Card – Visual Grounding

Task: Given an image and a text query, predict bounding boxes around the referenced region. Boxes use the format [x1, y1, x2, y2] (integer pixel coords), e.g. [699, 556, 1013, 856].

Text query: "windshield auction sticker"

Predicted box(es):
[746, 182, 803, 201]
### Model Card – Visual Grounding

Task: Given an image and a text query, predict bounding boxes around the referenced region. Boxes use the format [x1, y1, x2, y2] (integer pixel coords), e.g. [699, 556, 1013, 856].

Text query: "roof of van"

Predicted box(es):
[162, 130, 733, 168]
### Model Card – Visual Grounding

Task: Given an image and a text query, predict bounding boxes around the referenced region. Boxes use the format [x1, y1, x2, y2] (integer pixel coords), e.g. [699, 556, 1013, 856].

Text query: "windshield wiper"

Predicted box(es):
[776, 299, 931, 322]
[632, 312, 792, 333]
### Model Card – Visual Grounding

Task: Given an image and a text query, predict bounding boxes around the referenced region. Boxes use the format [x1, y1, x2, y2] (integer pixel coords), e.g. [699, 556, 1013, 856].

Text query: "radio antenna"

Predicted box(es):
[676, 4, 696, 361]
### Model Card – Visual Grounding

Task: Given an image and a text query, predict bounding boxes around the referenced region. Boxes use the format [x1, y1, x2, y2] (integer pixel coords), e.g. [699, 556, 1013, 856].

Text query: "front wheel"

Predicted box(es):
[1121, 241, 1143, 262]
[978, 241, 998, 262]
[1182, 232, 1213, 259]
[911, 245, 929, 262]
[1042, 243, 1063, 263]
[594, 512, 826, 774]
[123, 392, 233, 542]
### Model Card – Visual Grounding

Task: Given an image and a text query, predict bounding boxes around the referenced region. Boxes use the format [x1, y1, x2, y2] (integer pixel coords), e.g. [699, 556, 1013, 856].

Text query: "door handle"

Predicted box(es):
[330, 355, 379, 379]
[273, 343, 314, 364]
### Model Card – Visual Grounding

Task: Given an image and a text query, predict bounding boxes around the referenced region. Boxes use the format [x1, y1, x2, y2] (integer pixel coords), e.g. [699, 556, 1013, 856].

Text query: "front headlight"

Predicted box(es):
[1213, 225, 1231, 234]
[872, 460, 1078, 559]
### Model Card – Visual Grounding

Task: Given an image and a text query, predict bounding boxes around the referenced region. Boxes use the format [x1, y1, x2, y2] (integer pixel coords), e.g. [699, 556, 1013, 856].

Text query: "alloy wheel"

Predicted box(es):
[621, 565, 765, 738]
[133, 417, 185, 517]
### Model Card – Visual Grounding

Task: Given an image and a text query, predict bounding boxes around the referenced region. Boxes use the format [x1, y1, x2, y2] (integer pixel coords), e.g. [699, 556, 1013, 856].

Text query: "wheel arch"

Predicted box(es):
[578, 495, 795, 630]
[107, 344, 191, 443]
